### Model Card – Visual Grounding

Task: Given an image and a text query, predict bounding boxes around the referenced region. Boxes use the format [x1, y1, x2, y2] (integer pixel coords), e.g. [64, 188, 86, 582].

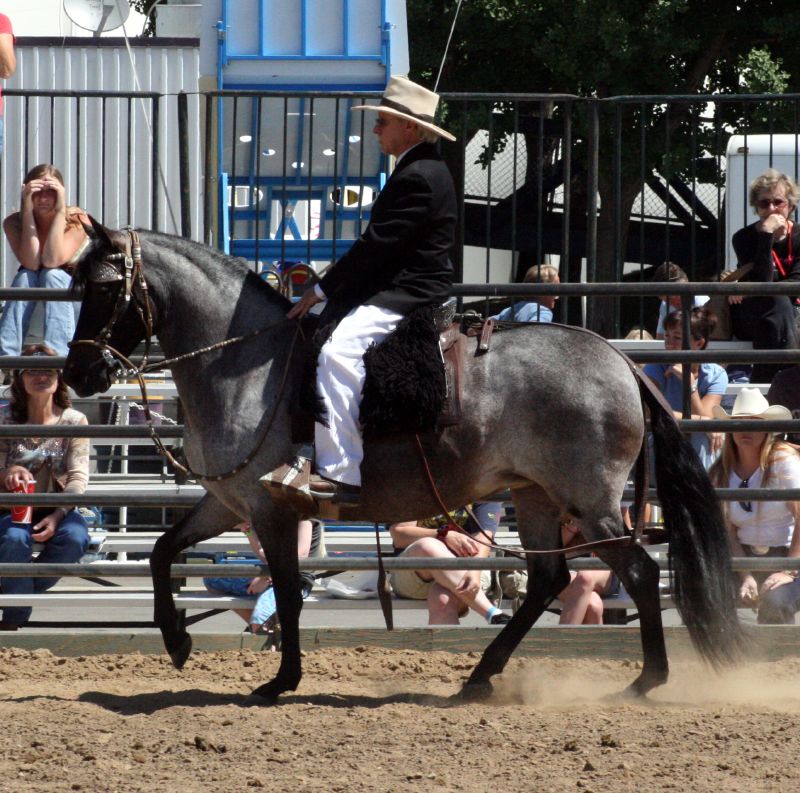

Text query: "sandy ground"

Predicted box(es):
[1, 647, 799, 792]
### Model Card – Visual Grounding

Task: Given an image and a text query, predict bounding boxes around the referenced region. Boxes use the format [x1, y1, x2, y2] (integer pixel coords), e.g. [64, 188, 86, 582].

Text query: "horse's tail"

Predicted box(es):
[636, 374, 745, 668]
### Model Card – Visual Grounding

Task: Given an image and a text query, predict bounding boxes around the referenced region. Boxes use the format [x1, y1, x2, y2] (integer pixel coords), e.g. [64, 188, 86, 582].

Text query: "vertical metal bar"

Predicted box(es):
[510, 102, 519, 294]
[75, 97, 81, 207]
[681, 294, 692, 418]
[151, 97, 160, 231]
[307, 96, 315, 265]
[689, 102, 697, 280]
[253, 95, 264, 268]
[561, 101, 571, 321]
[484, 103, 493, 317]
[177, 91, 192, 239]
[586, 100, 599, 285]
[714, 101, 722, 274]
[203, 92, 214, 245]
[101, 96, 106, 222]
[663, 103, 671, 265]
[613, 102, 622, 336]
[331, 97, 340, 263]
[355, 101, 366, 231]
[280, 96, 289, 266]
[127, 96, 134, 227]
[23, 95, 29, 173]
[343, 0, 350, 55]
[49, 96, 55, 165]
[229, 95, 239, 251]
[535, 105, 544, 269]
[742, 102, 749, 230]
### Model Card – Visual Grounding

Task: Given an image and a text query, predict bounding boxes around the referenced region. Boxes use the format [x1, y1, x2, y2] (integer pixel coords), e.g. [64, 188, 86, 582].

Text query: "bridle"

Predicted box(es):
[67, 227, 302, 482]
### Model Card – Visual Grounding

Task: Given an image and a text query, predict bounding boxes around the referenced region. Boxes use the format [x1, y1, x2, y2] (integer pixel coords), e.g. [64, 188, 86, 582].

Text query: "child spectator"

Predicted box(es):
[642, 306, 726, 469]
[490, 264, 559, 323]
[651, 262, 709, 339]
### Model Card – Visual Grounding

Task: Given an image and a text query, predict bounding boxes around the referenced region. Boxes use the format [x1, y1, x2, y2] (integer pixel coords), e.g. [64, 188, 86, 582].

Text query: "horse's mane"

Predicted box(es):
[71, 229, 293, 312]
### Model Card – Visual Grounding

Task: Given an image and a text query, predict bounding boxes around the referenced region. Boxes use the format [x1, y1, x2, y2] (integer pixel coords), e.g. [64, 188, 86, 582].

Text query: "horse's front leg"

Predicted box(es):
[597, 543, 667, 697]
[250, 504, 304, 703]
[462, 488, 567, 700]
[150, 494, 239, 669]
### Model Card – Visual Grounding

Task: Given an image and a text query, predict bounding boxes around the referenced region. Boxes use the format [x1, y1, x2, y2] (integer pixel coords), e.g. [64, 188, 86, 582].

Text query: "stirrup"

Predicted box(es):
[260, 456, 320, 512]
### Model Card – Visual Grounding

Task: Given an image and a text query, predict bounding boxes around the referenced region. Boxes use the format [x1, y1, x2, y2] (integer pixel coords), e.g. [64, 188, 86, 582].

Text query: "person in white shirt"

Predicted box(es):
[710, 388, 800, 623]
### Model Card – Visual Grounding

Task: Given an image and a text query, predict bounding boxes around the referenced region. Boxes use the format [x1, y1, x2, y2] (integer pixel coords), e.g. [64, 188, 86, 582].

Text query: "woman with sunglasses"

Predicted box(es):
[0, 344, 89, 629]
[730, 169, 800, 383]
[0, 164, 90, 358]
[709, 388, 800, 624]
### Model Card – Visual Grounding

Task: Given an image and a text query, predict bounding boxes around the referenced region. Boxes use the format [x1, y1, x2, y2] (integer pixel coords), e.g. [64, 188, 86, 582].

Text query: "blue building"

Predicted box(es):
[199, 0, 410, 276]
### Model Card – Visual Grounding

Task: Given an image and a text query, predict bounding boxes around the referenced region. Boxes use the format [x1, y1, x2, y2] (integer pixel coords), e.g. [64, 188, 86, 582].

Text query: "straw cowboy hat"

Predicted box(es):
[711, 387, 792, 421]
[352, 76, 456, 142]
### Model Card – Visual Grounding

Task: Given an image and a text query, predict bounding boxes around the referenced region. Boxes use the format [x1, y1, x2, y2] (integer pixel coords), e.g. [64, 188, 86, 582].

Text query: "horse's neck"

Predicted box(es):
[145, 240, 292, 424]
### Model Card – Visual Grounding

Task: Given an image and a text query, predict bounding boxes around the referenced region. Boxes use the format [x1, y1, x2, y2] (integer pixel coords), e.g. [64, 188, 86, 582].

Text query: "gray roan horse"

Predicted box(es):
[63, 223, 744, 703]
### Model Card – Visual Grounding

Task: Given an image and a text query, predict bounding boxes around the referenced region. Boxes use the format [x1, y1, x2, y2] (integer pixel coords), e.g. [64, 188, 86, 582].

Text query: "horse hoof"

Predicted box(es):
[457, 680, 494, 702]
[251, 680, 285, 704]
[167, 633, 192, 670]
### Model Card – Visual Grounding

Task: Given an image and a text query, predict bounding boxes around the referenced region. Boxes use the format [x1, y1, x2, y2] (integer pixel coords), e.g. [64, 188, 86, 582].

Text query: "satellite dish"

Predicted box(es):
[63, 0, 131, 36]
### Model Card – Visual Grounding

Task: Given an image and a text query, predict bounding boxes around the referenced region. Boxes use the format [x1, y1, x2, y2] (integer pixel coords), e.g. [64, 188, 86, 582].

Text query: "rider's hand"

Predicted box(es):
[287, 289, 323, 320]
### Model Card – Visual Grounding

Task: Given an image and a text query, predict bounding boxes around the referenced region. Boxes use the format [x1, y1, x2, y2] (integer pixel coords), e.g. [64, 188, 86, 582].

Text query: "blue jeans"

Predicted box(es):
[203, 575, 312, 629]
[0, 510, 89, 625]
[0, 267, 76, 356]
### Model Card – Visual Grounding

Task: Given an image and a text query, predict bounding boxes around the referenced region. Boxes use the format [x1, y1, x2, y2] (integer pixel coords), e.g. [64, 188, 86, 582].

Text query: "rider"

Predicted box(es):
[261, 76, 457, 508]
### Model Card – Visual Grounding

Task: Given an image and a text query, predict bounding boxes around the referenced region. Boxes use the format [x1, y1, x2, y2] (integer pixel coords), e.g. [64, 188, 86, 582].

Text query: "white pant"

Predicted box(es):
[315, 304, 404, 486]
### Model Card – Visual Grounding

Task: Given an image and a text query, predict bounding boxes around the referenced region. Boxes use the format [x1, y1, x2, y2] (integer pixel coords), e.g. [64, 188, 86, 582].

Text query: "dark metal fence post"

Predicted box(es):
[586, 101, 599, 324]
[178, 91, 192, 239]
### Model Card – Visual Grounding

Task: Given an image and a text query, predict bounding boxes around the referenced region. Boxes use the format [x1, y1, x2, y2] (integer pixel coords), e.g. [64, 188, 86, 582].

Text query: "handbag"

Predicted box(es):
[708, 263, 753, 341]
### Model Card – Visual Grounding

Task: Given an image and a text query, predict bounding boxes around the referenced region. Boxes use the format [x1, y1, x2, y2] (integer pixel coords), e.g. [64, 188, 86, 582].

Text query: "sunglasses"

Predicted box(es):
[756, 197, 788, 210]
[20, 369, 57, 378]
[738, 476, 752, 512]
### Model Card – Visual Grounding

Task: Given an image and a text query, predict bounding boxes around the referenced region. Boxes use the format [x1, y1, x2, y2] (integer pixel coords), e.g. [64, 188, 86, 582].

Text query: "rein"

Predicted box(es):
[70, 228, 304, 483]
[412, 433, 635, 559]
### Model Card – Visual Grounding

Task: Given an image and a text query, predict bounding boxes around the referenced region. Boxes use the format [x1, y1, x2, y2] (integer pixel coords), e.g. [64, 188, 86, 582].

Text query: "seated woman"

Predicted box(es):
[642, 306, 727, 469]
[203, 519, 321, 636]
[650, 261, 709, 340]
[0, 164, 90, 357]
[710, 388, 800, 624]
[556, 517, 617, 625]
[388, 502, 510, 625]
[730, 168, 800, 384]
[0, 344, 90, 628]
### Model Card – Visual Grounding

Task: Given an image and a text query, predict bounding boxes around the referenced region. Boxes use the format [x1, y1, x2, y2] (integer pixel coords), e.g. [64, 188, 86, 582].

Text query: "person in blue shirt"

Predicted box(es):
[643, 306, 727, 469]
[490, 264, 558, 323]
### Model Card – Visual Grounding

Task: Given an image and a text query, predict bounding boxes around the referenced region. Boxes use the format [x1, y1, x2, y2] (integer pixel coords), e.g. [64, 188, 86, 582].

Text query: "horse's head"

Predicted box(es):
[63, 218, 156, 397]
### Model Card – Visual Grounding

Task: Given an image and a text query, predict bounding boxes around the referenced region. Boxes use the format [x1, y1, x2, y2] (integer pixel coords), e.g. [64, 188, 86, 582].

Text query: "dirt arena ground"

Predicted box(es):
[1, 646, 799, 792]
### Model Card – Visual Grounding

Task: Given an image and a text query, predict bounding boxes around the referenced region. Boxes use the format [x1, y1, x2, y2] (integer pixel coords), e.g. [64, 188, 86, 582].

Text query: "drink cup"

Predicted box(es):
[10, 481, 35, 525]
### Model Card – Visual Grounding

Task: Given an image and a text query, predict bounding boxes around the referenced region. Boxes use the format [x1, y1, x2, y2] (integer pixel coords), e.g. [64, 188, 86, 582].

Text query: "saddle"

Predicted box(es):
[291, 306, 498, 444]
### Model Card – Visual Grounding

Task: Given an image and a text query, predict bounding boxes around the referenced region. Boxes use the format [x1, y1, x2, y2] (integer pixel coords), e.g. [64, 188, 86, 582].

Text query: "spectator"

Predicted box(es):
[0, 13, 15, 156]
[0, 164, 90, 358]
[710, 388, 800, 623]
[490, 264, 559, 322]
[767, 365, 800, 446]
[0, 344, 90, 629]
[624, 327, 654, 341]
[642, 306, 726, 469]
[556, 517, 618, 625]
[204, 519, 321, 635]
[651, 262, 709, 340]
[388, 503, 511, 625]
[730, 169, 800, 384]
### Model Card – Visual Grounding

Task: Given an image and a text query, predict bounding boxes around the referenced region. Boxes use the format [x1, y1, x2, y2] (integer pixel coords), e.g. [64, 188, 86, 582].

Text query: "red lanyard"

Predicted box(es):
[772, 220, 793, 278]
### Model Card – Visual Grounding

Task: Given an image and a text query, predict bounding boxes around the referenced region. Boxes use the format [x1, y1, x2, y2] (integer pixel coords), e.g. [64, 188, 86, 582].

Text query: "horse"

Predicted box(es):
[63, 222, 745, 703]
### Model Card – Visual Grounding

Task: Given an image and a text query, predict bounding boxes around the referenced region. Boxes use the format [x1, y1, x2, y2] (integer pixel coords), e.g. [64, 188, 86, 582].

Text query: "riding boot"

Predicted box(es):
[260, 454, 361, 511]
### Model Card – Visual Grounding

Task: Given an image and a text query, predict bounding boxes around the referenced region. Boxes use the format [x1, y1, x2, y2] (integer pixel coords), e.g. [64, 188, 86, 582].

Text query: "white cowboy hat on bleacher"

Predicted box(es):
[351, 76, 456, 142]
[711, 387, 792, 421]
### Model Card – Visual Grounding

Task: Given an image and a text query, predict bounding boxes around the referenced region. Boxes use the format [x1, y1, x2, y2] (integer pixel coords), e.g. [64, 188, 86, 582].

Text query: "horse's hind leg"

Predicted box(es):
[462, 486, 568, 700]
[150, 494, 239, 669]
[597, 542, 668, 696]
[250, 503, 304, 703]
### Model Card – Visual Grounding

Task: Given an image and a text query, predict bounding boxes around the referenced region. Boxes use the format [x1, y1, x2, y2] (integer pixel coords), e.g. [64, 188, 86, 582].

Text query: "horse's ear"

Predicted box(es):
[82, 215, 115, 247]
